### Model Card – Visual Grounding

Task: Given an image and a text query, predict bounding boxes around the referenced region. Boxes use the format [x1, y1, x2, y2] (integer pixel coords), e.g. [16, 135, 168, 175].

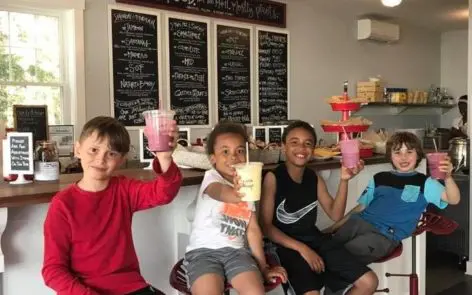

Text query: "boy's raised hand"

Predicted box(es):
[340, 159, 365, 180]
[262, 265, 288, 284]
[439, 156, 454, 178]
[227, 169, 244, 203]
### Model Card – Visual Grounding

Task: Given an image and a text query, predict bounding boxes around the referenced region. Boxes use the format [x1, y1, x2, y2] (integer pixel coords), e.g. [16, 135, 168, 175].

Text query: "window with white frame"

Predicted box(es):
[0, 9, 64, 127]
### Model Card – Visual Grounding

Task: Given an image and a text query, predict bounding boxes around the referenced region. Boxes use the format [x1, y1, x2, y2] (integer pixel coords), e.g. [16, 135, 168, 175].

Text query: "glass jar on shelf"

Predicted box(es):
[34, 140, 60, 181]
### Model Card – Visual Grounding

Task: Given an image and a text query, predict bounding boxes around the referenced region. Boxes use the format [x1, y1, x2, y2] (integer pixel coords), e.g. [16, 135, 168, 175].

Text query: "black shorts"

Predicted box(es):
[276, 236, 371, 294]
[126, 286, 163, 295]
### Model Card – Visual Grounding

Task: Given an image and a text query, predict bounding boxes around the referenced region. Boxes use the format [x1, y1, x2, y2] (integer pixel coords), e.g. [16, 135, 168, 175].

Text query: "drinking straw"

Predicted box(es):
[432, 138, 438, 152]
[341, 125, 351, 140]
[246, 142, 249, 164]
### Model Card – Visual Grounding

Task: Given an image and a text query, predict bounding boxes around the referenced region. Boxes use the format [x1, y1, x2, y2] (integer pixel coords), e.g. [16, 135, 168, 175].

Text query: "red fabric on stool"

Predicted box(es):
[375, 243, 403, 263]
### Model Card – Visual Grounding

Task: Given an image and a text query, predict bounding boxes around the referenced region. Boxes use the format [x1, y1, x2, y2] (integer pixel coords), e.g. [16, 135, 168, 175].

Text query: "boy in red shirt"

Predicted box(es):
[42, 116, 183, 295]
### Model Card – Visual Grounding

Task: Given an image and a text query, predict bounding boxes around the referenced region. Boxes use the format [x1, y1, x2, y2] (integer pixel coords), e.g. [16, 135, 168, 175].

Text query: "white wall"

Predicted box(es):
[440, 30, 468, 128]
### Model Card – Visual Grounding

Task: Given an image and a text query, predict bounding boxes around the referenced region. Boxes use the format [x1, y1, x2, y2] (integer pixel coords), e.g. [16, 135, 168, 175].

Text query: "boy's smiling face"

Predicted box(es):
[75, 131, 126, 184]
[283, 128, 315, 167]
[210, 133, 246, 181]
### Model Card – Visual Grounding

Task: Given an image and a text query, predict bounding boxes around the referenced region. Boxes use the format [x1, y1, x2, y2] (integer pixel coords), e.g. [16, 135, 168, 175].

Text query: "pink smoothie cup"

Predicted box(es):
[142, 110, 175, 152]
[339, 139, 360, 169]
[426, 152, 448, 180]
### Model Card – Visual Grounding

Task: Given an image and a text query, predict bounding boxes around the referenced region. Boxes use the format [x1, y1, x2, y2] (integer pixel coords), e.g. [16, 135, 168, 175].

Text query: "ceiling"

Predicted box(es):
[315, 0, 469, 32]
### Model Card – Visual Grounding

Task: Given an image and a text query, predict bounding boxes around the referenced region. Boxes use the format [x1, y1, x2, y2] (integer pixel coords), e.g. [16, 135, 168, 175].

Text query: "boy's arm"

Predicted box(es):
[317, 176, 348, 221]
[260, 172, 310, 253]
[128, 156, 183, 212]
[246, 214, 268, 271]
[42, 200, 100, 295]
[442, 176, 461, 205]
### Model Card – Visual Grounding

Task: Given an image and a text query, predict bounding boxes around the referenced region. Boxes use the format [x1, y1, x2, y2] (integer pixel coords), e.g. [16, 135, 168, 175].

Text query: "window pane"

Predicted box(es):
[0, 12, 9, 46]
[0, 85, 61, 126]
[9, 47, 35, 82]
[36, 49, 60, 82]
[9, 12, 35, 48]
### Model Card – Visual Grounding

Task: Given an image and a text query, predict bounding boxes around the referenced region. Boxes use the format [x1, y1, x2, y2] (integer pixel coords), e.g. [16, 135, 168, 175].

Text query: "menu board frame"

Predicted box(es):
[255, 27, 290, 124]
[13, 104, 48, 144]
[165, 14, 212, 128]
[107, 5, 163, 130]
[214, 21, 254, 125]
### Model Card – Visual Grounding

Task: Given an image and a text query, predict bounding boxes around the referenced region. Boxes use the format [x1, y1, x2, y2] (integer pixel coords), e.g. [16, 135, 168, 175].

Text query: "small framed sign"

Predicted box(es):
[49, 125, 74, 157]
[6, 132, 34, 184]
[178, 127, 191, 146]
[13, 105, 48, 144]
[139, 129, 155, 169]
[253, 127, 267, 143]
[268, 127, 283, 144]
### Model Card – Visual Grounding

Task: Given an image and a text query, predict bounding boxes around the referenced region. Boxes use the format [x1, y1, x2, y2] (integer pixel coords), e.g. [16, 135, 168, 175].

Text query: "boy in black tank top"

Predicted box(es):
[260, 121, 378, 295]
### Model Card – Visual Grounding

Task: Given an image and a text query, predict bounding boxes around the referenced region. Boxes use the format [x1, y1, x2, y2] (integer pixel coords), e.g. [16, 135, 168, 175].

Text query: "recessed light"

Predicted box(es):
[381, 0, 402, 7]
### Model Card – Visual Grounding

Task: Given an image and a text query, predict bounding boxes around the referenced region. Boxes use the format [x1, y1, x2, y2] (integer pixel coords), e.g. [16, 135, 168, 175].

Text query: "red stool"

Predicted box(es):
[374, 211, 458, 295]
[169, 254, 282, 295]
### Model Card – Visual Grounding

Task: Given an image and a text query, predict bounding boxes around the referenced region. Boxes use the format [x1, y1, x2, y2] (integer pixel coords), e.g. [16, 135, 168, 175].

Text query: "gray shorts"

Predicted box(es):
[333, 215, 400, 264]
[183, 247, 261, 288]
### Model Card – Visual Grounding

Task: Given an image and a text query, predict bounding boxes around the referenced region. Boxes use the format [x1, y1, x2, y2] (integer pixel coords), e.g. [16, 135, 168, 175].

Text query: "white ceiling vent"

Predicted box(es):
[357, 19, 400, 42]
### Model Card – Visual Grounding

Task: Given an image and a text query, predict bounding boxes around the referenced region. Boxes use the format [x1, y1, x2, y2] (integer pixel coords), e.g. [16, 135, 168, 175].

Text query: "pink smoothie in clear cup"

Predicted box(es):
[339, 139, 360, 168]
[426, 152, 448, 180]
[142, 110, 175, 152]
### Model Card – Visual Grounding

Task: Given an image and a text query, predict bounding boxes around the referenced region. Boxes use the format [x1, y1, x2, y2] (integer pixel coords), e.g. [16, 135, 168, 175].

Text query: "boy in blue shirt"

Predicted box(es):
[327, 132, 460, 264]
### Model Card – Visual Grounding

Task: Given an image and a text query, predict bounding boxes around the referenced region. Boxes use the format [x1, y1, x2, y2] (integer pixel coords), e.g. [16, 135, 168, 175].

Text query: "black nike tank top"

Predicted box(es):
[272, 163, 322, 242]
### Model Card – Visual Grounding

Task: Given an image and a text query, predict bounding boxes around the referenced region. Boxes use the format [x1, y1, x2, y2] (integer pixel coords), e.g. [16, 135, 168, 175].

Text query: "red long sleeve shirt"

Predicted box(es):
[42, 160, 182, 295]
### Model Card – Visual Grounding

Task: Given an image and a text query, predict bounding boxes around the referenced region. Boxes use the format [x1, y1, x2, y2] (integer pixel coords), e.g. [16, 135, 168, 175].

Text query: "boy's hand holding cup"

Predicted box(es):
[438, 155, 453, 179]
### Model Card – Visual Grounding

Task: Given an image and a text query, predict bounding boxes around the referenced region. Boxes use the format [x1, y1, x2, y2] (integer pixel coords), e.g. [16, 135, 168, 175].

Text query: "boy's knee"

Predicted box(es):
[231, 271, 265, 295]
[354, 271, 378, 292]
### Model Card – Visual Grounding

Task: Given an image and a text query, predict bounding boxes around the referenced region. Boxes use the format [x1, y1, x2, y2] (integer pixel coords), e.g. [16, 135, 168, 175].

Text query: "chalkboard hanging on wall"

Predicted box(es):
[257, 29, 289, 124]
[108, 6, 161, 127]
[13, 105, 48, 144]
[216, 23, 252, 124]
[167, 16, 210, 126]
[115, 0, 286, 28]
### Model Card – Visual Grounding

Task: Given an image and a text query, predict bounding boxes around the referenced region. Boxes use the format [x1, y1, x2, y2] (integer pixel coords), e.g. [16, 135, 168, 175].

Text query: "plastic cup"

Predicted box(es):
[426, 152, 448, 180]
[142, 110, 175, 152]
[233, 162, 264, 202]
[339, 139, 360, 168]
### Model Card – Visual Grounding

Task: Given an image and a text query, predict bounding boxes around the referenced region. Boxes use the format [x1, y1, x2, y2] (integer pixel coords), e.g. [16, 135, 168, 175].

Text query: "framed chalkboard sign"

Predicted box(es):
[215, 22, 252, 124]
[6, 132, 34, 178]
[13, 105, 48, 144]
[178, 127, 191, 146]
[167, 16, 210, 126]
[256, 28, 290, 124]
[253, 127, 267, 143]
[108, 6, 162, 128]
[116, 0, 286, 28]
[268, 126, 283, 144]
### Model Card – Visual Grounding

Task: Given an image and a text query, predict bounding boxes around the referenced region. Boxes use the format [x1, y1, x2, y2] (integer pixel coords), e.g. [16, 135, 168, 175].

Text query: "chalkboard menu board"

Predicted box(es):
[13, 105, 48, 144]
[7, 132, 33, 174]
[168, 17, 209, 126]
[116, 0, 286, 27]
[268, 126, 282, 144]
[216, 24, 251, 124]
[110, 8, 160, 127]
[257, 29, 289, 124]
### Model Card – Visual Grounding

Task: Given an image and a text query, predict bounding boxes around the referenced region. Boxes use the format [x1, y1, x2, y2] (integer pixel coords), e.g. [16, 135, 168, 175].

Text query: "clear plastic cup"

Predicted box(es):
[426, 152, 448, 180]
[339, 139, 360, 168]
[142, 110, 175, 152]
[233, 162, 264, 202]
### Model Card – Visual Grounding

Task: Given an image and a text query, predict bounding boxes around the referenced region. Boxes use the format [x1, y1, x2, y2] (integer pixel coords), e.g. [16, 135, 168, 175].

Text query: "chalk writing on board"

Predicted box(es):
[168, 18, 209, 125]
[217, 25, 251, 123]
[14, 105, 48, 144]
[258, 30, 288, 124]
[254, 128, 266, 142]
[111, 9, 159, 126]
[268, 127, 282, 144]
[10, 136, 31, 171]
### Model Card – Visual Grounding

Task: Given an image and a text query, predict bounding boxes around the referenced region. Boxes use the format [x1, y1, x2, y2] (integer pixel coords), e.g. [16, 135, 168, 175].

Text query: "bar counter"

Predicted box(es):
[0, 155, 388, 208]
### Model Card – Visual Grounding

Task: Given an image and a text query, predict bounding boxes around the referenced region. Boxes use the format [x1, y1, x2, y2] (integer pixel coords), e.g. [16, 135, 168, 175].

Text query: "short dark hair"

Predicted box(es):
[206, 121, 248, 155]
[386, 132, 424, 168]
[282, 120, 317, 144]
[79, 116, 130, 154]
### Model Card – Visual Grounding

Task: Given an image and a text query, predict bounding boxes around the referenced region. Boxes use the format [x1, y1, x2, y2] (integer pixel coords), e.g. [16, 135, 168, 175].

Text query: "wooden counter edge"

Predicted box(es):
[0, 156, 388, 208]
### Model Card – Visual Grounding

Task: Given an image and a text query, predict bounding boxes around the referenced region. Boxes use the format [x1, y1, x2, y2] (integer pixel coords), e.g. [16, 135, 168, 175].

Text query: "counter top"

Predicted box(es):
[0, 155, 388, 208]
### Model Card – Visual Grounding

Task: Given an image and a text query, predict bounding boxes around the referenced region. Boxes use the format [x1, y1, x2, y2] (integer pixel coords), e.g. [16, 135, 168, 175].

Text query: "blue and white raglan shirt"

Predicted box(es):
[356, 171, 447, 241]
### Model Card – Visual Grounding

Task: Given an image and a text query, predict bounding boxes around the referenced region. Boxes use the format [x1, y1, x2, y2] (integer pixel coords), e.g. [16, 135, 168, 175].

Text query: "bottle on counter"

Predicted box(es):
[34, 140, 60, 181]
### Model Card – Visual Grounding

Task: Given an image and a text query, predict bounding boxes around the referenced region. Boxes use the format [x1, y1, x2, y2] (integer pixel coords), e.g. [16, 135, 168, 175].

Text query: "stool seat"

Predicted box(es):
[375, 243, 403, 263]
